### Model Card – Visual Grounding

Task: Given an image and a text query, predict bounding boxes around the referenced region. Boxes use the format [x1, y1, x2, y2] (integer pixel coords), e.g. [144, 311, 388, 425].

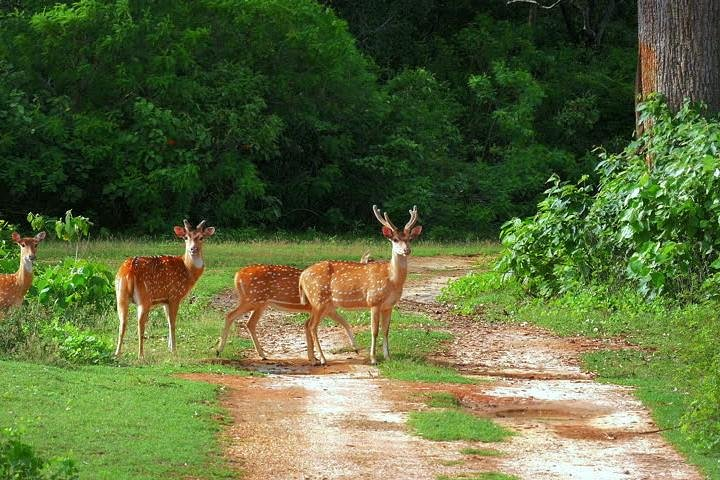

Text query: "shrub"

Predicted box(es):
[499, 96, 720, 299]
[0, 429, 78, 480]
[40, 320, 115, 365]
[29, 259, 114, 310]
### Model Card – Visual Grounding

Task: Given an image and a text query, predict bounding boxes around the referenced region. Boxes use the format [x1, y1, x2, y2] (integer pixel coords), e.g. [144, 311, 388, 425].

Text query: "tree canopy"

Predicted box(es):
[0, 0, 637, 237]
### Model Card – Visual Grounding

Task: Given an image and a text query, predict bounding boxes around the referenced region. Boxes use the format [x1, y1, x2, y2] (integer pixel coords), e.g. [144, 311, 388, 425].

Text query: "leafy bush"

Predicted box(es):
[41, 320, 115, 365]
[499, 97, 720, 299]
[29, 259, 114, 310]
[0, 429, 78, 480]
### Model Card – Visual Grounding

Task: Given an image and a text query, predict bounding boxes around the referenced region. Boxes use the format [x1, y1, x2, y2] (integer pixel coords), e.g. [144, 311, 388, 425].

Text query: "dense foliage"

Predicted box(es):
[0, 0, 636, 237]
[499, 97, 720, 300]
[487, 97, 720, 460]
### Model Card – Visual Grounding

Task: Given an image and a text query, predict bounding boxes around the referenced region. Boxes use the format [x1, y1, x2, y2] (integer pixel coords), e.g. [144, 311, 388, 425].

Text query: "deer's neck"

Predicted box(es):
[15, 259, 33, 293]
[182, 254, 205, 283]
[389, 253, 408, 286]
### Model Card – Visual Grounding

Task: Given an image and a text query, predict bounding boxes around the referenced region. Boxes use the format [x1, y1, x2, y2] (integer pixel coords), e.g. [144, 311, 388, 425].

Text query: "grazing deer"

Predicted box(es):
[0, 232, 47, 310]
[300, 205, 422, 365]
[115, 220, 215, 358]
[216, 264, 360, 359]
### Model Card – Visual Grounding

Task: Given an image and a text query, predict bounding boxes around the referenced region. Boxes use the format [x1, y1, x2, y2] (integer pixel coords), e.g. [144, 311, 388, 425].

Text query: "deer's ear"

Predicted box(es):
[11, 232, 21, 244]
[381, 226, 394, 239]
[173, 226, 187, 239]
[35, 231, 47, 242]
[202, 227, 216, 237]
[409, 225, 423, 239]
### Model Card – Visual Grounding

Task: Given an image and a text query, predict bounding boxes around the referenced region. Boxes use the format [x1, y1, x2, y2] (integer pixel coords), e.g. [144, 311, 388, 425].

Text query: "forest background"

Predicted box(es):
[0, 0, 637, 238]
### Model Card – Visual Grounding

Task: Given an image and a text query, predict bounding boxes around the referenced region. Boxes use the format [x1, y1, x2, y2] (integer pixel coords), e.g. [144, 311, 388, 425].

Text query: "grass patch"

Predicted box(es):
[0, 361, 236, 479]
[437, 472, 518, 480]
[407, 410, 514, 442]
[426, 392, 461, 408]
[382, 359, 475, 384]
[460, 447, 503, 457]
[356, 328, 452, 360]
[440, 459, 465, 466]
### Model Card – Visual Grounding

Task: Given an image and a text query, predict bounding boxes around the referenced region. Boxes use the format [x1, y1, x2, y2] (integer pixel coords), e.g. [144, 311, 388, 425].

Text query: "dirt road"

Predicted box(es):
[184, 256, 702, 480]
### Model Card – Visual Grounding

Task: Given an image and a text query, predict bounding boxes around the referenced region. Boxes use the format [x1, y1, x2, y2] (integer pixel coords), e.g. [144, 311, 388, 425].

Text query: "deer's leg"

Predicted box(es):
[369, 306, 381, 365]
[164, 303, 179, 354]
[245, 307, 268, 359]
[305, 310, 320, 365]
[115, 290, 129, 356]
[311, 310, 328, 366]
[328, 309, 359, 353]
[137, 303, 150, 359]
[381, 308, 393, 360]
[217, 304, 252, 355]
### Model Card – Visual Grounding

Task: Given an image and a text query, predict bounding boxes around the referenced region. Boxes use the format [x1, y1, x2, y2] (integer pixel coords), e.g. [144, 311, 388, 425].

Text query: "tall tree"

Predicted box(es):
[637, 1, 720, 117]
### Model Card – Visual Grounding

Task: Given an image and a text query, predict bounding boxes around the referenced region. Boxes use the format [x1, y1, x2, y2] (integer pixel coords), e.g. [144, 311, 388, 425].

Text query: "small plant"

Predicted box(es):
[29, 259, 114, 310]
[425, 392, 461, 408]
[54, 210, 93, 260]
[0, 429, 78, 480]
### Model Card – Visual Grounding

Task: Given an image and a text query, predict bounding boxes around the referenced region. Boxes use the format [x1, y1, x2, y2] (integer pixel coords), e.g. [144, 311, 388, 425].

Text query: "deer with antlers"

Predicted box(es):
[216, 264, 361, 359]
[115, 220, 215, 358]
[0, 231, 47, 311]
[300, 205, 422, 365]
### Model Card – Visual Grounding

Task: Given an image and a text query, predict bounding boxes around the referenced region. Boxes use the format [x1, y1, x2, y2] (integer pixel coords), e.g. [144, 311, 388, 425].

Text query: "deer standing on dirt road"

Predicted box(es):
[216, 264, 361, 359]
[115, 220, 215, 358]
[0, 231, 47, 311]
[300, 206, 422, 365]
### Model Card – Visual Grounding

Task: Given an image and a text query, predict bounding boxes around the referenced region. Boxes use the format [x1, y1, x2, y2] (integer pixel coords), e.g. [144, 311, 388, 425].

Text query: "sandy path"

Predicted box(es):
[186, 255, 702, 480]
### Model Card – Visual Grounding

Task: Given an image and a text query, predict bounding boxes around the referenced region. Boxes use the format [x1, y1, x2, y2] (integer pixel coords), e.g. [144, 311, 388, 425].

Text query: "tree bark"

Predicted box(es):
[637, 1, 720, 116]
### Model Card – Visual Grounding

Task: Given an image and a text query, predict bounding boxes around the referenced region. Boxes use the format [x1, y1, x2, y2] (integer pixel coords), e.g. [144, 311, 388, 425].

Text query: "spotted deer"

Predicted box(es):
[216, 264, 360, 359]
[0, 232, 47, 311]
[115, 220, 215, 358]
[300, 205, 422, 365]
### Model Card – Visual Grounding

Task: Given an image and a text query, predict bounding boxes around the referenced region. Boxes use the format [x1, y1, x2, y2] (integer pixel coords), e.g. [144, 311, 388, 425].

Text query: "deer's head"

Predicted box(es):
[12, 231, 47, 271]
[373, 205, 422, 256]
[173, 220, 216, 264]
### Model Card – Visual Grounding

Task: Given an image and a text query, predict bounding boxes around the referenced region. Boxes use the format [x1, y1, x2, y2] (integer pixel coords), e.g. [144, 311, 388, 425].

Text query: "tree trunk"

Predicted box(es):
[637, 1, 720, 119]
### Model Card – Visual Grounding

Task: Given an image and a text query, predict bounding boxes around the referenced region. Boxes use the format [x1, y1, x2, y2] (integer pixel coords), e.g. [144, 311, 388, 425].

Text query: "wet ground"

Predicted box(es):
[184, 255, 701, 480]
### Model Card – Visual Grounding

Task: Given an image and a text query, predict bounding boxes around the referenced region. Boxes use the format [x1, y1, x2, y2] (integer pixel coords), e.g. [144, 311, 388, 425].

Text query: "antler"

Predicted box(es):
[403, 205, 419, 234]
[196, 219, 207, 230]
[372, 205, 398, 232]
[183, 219, 192, 231]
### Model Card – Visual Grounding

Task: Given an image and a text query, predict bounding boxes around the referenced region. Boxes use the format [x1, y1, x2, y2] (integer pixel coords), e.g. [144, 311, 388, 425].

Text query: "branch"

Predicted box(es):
[506, 0, 564, 9]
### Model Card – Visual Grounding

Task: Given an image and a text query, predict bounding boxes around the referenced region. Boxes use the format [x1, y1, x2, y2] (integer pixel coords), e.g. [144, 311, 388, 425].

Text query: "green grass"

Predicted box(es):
[0, 361, 243, 479]
[380, 359, 475, 384]
[407, 410, 514, 442]
[437, 473, 518, 480]
[0, 238, 492, 479]
[460, 447, 503, 457]
[425, 392, 461, 408]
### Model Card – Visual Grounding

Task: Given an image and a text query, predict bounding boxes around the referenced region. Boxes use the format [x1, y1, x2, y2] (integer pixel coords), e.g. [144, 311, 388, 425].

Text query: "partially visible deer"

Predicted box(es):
[115, 220, 215, 358]
[300, 205, 422, 365]
[216, 264, 360, 359]
[0, 232, 47, 310]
